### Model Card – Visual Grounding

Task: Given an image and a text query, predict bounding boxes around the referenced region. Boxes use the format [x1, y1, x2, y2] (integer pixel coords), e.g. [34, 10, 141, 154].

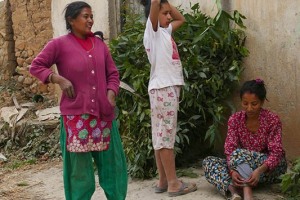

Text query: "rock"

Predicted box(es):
[23, 77, 33, 85]
[37, 82, 48, 93]
[17, 75, 24, 83]
[0, 153, 7, 162]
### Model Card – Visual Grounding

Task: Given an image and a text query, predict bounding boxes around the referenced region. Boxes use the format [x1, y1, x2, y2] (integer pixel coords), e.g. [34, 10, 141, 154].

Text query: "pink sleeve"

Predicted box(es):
[30, 39, 58, 83]
[224, 115, 239, 167]
[264, 116, 285, 171]
[104, 44, 120, 95]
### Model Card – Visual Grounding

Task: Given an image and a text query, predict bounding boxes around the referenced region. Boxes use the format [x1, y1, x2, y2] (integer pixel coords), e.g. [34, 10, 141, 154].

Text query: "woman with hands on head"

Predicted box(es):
[202, 79, 287, 200]
[30, 1, 127, 200]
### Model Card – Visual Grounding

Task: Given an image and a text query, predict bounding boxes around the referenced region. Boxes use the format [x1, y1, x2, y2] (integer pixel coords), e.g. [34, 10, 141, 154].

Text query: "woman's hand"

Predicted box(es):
[246, 169, 261, 187]
[107, 90, 116, 107]
[231, 170, 246, 187]
[54, 75, 75, 98]
[246, 163, 268, 187]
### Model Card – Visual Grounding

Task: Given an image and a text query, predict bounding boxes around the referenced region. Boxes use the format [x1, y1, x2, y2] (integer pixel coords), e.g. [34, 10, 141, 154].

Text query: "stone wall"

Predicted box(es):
[10, 0, 54, 96]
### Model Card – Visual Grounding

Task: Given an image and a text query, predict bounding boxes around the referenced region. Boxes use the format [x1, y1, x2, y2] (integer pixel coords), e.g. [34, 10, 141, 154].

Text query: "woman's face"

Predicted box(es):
[69, 7, 93, 39]
[241, 92, 264, 118]
[158, 3, 172, 28]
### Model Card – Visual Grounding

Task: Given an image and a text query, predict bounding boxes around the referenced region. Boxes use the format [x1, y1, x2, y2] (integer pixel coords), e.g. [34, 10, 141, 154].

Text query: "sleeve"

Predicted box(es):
[29, 39, 58, 83]
[264, 115, 285, 171]
[146, 17, 157, 38]
[143, 18, 156, 50]
[166, 23, 173, 34]
[104, 44, 120, 96]
[224, 115, 240, 167]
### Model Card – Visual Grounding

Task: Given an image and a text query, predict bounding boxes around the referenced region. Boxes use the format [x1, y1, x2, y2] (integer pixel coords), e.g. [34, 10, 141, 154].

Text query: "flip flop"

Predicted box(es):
[154, 185, 168, 193]
[231, 193, 242, 200]
[168, 181, 197, 197]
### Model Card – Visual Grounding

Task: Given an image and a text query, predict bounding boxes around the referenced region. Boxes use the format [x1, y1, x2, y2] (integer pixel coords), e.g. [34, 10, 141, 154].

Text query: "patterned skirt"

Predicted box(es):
[202, 148, 287, 196]
[62, 114, 112, 152]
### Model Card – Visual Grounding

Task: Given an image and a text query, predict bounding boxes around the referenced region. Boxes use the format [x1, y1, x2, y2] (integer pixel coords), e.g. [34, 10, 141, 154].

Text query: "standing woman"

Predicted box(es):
[30, 1, 127, 200]
[203, 79, 287, 200]
[143, 0, 197, 197]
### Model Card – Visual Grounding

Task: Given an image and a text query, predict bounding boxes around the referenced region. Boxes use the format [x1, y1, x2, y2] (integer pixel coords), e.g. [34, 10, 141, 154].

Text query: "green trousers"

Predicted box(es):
[60, 118, 128, 200]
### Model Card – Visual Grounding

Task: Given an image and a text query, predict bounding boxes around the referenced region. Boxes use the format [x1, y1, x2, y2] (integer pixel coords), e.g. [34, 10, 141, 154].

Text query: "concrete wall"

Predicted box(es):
[232, 0, 300, 160]
[169, 0, 216, 15]
[181, 0, 300, 160]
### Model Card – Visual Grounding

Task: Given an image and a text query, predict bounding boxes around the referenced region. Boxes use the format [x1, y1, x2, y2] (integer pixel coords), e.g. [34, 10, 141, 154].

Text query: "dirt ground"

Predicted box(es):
[0, 160, 285, 200]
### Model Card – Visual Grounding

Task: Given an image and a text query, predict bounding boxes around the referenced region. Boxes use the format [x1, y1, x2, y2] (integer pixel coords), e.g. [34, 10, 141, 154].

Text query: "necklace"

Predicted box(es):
[87, 37, 94, 53]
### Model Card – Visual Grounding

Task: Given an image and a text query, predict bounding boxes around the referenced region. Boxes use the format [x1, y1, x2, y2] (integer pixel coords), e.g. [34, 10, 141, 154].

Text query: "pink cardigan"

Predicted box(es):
[30, 33, 120, 121]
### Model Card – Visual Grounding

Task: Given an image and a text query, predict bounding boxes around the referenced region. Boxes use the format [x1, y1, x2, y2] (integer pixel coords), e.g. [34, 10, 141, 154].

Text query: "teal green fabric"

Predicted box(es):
[60, 118, 128, 200]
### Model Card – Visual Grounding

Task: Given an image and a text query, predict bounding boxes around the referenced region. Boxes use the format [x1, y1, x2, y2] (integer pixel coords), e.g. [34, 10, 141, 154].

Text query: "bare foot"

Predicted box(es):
[228, 185, 242, 200]
[156, 180, 168, 189]
[243, 186, 254, 200]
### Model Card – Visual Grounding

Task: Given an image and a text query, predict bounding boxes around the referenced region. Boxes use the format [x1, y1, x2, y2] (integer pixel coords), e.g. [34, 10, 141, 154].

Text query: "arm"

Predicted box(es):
[264, 116, 285, 170]
[30, 39, 75, 99]
[246, 163, 268, 187]
[30, 40, 57, 83]
[224, 116, 240, 166]
[104, 45, 120, 106]
[247, 115, 284, 187]
[225, 115, 245, 187]
[49, 73, 75, 99]
[149, 0, 160, 31]
[169, 4, 185, 32]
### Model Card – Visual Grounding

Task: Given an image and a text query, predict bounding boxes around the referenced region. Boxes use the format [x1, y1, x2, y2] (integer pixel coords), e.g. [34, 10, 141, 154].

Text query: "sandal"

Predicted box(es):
[231, 193, 242, 200]
[168, 181, 197, 197]
[154, 185, 168, 193]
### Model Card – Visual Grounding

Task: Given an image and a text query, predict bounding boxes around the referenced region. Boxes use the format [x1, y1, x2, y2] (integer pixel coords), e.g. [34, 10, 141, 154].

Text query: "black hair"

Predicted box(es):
[240, 79, 267, 101]
[141, 0, 169, 18]
[64, 1, 91, 31]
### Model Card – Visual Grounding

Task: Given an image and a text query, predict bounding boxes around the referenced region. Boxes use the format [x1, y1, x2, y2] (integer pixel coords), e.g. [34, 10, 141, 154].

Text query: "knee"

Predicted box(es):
[230, 148, 249, 159]
[231, 148, 243, 155]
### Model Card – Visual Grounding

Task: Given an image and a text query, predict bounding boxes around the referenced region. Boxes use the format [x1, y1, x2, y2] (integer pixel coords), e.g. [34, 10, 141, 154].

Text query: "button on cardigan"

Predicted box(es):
[30, 33, 120, 121]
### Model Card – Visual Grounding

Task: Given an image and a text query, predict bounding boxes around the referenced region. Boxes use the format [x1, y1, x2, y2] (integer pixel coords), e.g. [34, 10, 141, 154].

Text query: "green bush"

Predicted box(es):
[281, 158, 300, 199]
[110, 3, 248, 178]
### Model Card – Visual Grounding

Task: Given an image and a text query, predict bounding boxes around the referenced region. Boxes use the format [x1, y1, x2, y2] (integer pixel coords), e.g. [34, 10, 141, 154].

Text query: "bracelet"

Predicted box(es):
[229, 170, 235, 177]
[48, 73, 54, 83]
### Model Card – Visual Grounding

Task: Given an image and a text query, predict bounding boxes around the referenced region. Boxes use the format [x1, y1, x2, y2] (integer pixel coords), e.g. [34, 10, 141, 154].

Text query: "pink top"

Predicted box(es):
[30, 33, 119, 121]
[224, 108, 285, 171]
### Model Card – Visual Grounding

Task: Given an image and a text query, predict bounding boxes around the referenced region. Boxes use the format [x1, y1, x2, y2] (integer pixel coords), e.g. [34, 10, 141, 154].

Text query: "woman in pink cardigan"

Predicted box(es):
[203, 79, 287, 200]
[30, 1, 127, 200]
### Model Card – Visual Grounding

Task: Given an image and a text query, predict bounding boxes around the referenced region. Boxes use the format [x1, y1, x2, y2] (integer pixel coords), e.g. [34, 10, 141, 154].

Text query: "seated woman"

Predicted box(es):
[202, 79, 287, 200]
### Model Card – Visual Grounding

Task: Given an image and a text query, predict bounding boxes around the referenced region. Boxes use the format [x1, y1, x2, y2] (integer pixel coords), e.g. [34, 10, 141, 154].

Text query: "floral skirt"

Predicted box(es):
[62, 114, 111, 152]
[202, 149, 287, 196]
